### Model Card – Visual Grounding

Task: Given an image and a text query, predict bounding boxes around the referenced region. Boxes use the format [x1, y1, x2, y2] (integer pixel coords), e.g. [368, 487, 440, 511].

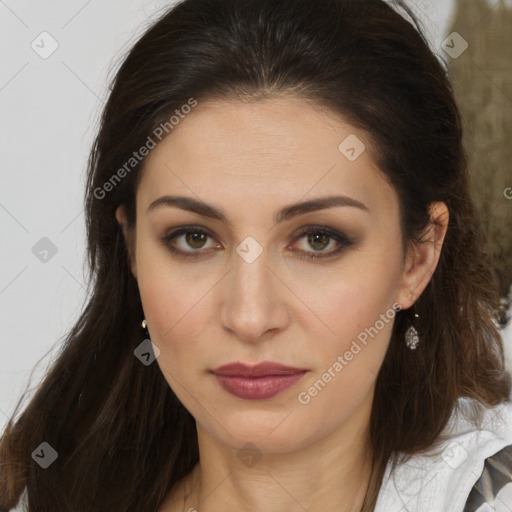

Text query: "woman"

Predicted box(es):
[1, 0, 511, 510]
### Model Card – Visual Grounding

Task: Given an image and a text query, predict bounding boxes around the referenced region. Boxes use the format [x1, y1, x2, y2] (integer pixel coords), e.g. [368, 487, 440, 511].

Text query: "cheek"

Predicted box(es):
[134, 240, 209, 362]
[296, 239, 403, 393]
[293, 276, 398, 432]
[136, 266, 210, 399]
[301, 241, 402, 343]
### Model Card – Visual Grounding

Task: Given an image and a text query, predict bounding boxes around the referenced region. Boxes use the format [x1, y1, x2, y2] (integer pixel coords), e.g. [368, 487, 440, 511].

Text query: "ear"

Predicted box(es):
[115, 205, 138, 280]
[395, 201, 449, 310]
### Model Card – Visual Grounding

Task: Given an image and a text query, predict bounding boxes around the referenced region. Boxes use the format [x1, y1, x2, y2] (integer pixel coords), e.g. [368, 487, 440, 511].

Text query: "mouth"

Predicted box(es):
[211, 362, 308, 400]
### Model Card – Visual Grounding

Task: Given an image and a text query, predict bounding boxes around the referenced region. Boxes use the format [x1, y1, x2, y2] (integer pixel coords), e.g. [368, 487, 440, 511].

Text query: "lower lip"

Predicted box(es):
[213, 372, 307, 400]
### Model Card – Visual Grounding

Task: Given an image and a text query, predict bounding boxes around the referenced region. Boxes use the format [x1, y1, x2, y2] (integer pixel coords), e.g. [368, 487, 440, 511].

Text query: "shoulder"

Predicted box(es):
[463, 443, 512, 512]
[374, 398, 512, 512]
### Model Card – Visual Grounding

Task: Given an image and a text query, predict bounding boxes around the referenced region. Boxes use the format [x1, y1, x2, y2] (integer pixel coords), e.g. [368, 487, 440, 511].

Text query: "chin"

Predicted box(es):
[202, 407, 316, 453]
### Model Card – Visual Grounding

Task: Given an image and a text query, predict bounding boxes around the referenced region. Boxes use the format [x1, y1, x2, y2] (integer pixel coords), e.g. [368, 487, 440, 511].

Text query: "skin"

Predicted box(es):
[116, 95, 449, 512]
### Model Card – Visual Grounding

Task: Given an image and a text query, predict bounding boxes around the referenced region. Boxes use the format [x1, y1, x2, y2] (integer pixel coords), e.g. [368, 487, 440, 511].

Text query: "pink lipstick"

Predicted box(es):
[212, 362, 308, 400]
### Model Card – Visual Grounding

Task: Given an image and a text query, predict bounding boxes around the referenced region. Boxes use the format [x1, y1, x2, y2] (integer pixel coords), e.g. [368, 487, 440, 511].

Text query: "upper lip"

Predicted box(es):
[212, 362, 307, 377]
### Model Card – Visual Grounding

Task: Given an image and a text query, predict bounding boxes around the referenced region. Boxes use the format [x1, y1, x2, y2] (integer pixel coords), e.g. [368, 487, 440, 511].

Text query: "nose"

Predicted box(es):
[220, 246, 291, 343]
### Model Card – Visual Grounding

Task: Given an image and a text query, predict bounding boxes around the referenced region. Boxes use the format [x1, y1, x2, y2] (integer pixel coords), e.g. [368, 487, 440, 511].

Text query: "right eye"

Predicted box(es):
[160, 226, 221, 259]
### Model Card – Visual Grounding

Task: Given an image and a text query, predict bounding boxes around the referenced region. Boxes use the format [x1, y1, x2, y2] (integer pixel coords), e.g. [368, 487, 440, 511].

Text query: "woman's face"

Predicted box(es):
[117, 95, 427, 453]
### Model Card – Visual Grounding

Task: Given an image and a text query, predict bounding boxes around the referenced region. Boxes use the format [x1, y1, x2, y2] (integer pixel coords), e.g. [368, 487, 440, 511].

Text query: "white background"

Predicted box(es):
[1, 0, 510, 432]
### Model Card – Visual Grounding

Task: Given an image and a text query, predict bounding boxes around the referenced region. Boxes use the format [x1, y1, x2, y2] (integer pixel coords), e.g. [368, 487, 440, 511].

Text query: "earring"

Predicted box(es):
[405, 312, 420, 350]
[141, 318, 150, 339]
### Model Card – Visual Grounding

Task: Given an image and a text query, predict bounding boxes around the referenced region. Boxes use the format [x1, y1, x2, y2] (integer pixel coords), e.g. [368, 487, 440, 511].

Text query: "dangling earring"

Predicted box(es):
[405, 311, 420, 350]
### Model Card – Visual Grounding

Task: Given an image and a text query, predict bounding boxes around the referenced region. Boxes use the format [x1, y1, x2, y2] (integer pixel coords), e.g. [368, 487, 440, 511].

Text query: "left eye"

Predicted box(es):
[160, 225, 353, 260]
[290, 226, 354, 259]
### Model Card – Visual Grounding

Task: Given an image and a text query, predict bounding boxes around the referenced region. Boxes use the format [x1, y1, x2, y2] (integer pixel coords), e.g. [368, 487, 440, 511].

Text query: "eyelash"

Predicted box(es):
[159, 225, 354, 261]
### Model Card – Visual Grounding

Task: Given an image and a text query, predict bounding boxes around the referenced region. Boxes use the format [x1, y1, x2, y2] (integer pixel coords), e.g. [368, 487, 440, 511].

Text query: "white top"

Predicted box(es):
[375, 397, 512, 512]
[9, 398, 512, 511]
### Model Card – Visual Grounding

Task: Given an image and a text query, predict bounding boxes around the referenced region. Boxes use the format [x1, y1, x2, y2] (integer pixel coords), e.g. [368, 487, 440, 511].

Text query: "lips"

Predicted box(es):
[212, 362, 308, 400]
[212, 361, 307, 377]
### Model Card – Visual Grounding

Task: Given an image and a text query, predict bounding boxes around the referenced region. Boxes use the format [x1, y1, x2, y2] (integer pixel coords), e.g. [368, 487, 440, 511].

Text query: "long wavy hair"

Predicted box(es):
[1, 0, 510, 510]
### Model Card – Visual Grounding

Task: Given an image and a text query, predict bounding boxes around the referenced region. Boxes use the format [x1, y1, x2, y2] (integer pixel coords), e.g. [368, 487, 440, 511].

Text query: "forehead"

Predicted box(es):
[138, 95, 398, 221]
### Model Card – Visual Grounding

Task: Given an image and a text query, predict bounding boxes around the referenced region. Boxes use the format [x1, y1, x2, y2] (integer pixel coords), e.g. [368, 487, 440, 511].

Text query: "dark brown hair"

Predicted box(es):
[1, 0, 510, 510]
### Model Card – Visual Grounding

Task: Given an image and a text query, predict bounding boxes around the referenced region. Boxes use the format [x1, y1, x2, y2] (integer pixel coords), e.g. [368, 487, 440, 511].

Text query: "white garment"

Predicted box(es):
[375, 397, 512, 512]
[9, 398, 512, 511]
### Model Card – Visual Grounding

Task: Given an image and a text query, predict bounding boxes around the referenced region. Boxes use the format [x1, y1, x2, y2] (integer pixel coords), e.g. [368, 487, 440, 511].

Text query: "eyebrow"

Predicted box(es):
[147, 194, 369, 225]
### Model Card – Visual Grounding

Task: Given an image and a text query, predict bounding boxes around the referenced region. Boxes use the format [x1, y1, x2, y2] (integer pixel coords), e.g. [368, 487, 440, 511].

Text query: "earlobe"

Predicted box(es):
[115, 205, 138, 280]
[396, 201, 449, 309]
